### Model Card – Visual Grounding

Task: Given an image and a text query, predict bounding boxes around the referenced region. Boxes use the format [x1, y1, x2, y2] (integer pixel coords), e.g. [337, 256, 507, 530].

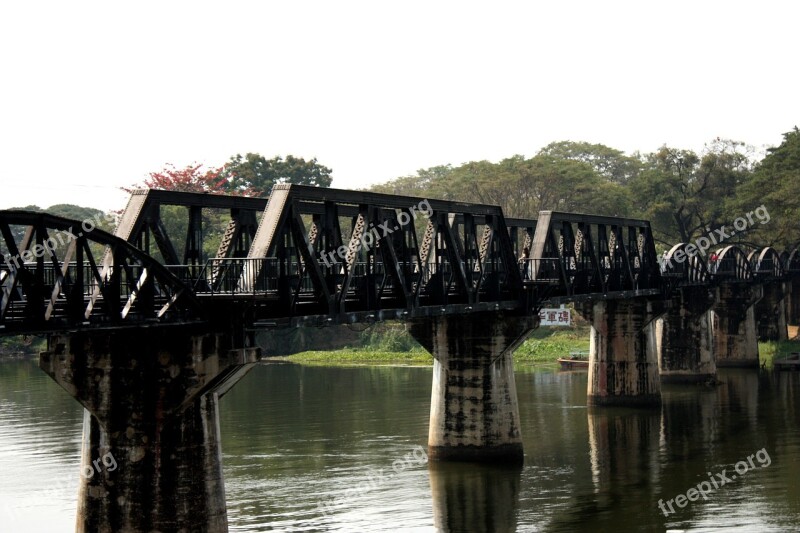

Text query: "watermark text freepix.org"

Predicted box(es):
[318, 199, 433, 268]
[659, 205, 770, 270]
[657, 447, 771, 517]
[1, 450, 118, 522]
[2, 211, 115, 269]
[316, 445, 428, 516]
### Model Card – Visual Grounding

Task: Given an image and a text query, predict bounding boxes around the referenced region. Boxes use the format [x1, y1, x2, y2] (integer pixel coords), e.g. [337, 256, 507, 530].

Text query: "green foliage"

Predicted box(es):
[7, 204, 112, 230]
[120, 153, 333, 264]
[369, 165, 453, 197]
[734, 128, 800, 248]
[1, 204, 115, 263]
[286, 349, 432, 366]
[759, 337, 800, 369]
[513, 327, 590, 364]
[358, 322, 421, 352]
[537, 140, 642, 185]
[143, 205, 232, 264]
[222, 153, 333, 197]
[0, 335, 46, 359]
[370, 147, 633, 219]
[368, 134, 798, 253]
[629, 140, 755, 246]
[284, 326, 591, 366]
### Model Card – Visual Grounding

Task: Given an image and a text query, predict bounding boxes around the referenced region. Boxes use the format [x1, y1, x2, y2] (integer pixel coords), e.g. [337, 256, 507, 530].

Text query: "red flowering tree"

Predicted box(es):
[124, 163, 230, 194]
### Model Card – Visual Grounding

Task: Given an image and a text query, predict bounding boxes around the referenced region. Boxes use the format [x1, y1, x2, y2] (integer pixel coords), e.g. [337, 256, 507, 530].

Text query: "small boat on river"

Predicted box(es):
[558, 351, 589, 370]
[774, 353, 800, 371]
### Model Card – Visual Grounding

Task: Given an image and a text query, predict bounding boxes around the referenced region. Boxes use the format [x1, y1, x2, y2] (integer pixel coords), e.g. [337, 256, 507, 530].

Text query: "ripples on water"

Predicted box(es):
[0, 361, 84, 532]
[1, 359, 798, 532]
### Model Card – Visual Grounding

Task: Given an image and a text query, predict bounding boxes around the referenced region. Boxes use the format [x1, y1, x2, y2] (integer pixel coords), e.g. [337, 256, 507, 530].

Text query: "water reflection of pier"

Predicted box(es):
[588, 408, 662, 498]
[429, 462, 522, 533]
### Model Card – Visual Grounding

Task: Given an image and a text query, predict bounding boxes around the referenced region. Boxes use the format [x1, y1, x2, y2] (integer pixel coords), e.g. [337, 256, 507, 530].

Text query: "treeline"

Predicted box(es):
[370, 129, 800, 251]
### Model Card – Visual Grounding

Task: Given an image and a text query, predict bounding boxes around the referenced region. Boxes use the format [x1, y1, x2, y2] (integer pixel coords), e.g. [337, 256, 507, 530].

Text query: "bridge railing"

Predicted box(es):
[519, 258, 561, 284]
[186, 257, 506, 298]
[189, 258, 280, 295]
[2, 261, 182, 302]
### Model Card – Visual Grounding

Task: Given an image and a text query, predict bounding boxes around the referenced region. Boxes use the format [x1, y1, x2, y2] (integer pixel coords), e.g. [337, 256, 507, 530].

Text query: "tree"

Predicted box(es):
[369, 154, 631, 219]
[537, 141, 642, 185]
[495, 154, 631, 217]
[222, 153, 333, 196]
[126, 163, 228, 194]
[369, 165, 453, 197]
[629, 140, 754, 247]
[734, 127, 800, 248]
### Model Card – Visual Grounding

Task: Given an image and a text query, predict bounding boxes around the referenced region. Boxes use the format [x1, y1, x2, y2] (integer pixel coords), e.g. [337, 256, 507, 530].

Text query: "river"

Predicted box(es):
[1, 359, 798, 532]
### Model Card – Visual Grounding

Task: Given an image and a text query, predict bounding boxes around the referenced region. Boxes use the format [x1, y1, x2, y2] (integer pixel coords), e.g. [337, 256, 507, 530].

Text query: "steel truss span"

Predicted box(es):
[0, 210, 202, 335]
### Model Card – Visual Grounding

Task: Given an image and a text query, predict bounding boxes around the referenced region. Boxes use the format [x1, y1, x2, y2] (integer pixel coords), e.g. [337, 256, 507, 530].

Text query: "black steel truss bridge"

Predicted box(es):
[0, 185, 796, 337]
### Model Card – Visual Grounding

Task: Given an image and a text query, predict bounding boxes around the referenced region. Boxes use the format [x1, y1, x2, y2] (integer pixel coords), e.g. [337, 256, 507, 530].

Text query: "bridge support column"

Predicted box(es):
[580, 298, 666, 407]
[754, 281, 788, 341]
[714, 284, 763, 368]
[787, 277, 800, 326]
[657, 287, 718, 383]
[408, 313, 536, 464]
[40, 329, 259, 533]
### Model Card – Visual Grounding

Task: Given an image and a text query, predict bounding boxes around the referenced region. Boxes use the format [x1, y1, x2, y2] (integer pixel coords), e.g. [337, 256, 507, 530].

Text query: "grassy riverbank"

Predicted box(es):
[285, 327, 800, 368]
[759, 339, 800, 369]
[285, 326, 591, 366]
[285, 348, 433, 365]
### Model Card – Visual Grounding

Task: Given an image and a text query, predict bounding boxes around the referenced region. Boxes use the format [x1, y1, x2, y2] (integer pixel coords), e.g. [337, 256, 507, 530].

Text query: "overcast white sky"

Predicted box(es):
[1, 1, 797, 212]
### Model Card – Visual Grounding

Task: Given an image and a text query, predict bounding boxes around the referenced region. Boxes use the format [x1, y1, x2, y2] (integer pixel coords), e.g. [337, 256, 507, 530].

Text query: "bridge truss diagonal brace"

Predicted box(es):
[239, 185, 293, 293]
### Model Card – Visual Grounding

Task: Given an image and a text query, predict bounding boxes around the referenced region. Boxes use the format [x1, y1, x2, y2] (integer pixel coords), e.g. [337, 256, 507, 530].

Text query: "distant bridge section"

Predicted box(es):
[518, 211, 664, 303]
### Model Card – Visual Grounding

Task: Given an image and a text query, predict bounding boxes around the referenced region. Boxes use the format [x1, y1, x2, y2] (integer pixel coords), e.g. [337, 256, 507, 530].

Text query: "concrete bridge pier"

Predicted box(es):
[656, 287, 718, 383]
[40, 329, 259, 533]
[714, 284, 763, 368]
[754, 281, 789, 341]
[580, 298, 667, 407]
[408, 313, 537, 464]
[787, 277, 800, 326]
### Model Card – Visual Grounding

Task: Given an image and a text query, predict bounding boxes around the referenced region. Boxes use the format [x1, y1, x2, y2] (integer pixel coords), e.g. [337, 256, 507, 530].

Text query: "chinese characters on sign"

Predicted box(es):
[538, 308, 571, 326]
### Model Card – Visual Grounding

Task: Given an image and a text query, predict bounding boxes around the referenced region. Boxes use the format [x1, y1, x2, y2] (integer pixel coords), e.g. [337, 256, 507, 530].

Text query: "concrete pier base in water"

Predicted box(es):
[714, 284, 763, 368]
[787, 277, 800, 326]
[657, 287, 717, 383]
[581, 298, 666, 407]
[408, 313, 537, 464]
[40, 330, 259, 533]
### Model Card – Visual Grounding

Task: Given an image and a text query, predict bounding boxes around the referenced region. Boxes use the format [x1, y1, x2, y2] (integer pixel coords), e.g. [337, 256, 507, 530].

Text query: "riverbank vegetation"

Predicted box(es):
[759, 339, 800, 369]
[284, 324, 591, 366]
